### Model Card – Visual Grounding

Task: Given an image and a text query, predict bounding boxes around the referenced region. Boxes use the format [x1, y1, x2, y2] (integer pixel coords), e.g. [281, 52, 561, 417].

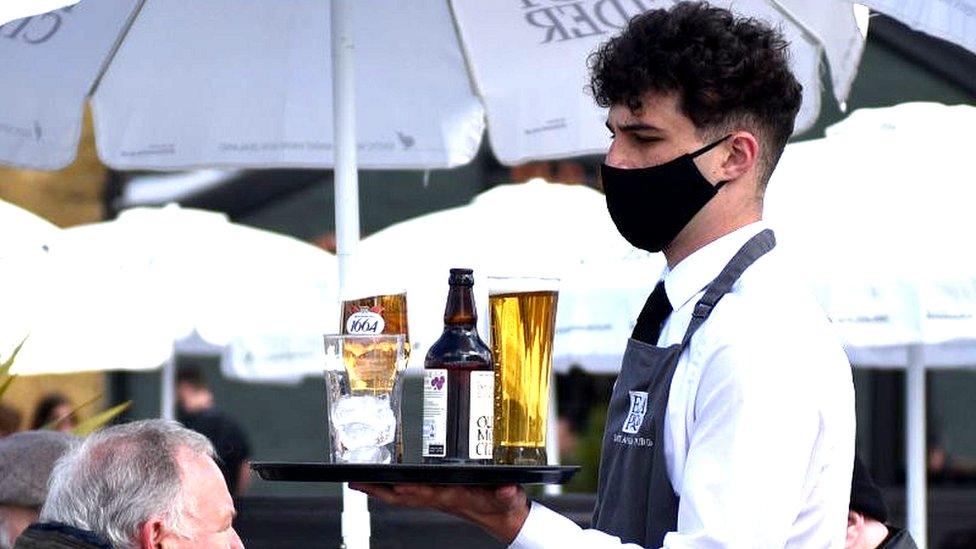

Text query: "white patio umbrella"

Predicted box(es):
[0, 198, 60, 259]
[0, 204, 340, 413]
[0, 0, 79, 27]
[861, 0, 976, 55]
[765, 102, 976, 548]
[0, 0, 868, 171]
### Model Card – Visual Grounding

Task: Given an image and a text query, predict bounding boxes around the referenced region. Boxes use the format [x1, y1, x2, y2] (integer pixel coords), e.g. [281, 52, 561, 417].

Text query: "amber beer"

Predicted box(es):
[341, 291, 410, 362]
[339, 290, 409, 461]
[339, 336, 401, 394]
[489, 278, 558, 465]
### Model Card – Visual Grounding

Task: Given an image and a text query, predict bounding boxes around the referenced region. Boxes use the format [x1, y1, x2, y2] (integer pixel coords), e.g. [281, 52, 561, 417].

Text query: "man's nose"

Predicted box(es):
[604, 139, 633, 169]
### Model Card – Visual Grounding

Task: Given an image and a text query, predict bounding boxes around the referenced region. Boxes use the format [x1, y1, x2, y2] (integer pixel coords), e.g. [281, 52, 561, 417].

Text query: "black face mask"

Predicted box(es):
[600, 135, 730, 253]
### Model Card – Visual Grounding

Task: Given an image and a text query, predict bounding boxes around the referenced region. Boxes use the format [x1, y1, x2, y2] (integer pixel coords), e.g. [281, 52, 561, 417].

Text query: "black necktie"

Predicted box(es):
[632, 280, 673, 345]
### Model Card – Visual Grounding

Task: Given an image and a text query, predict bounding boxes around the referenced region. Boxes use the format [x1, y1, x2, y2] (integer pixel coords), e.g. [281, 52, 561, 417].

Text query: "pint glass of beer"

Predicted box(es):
[323, 333, 408, 464]
[340, 288, 410, 362]
[488, 276, 559, 465]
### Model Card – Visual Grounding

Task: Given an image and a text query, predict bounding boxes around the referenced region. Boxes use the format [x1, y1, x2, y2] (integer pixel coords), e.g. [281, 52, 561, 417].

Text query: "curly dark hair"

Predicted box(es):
[589, 1, 802, 187]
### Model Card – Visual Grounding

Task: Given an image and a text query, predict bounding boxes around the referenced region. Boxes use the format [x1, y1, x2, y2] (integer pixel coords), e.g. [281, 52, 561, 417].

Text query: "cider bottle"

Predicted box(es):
[422, 268, 494, 464]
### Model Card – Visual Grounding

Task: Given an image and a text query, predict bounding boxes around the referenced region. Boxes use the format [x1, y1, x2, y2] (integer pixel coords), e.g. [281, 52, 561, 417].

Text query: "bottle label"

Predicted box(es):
[469, 370, 494, 460]
[346, 306, 385, 334]
[422, 369, 448, 457]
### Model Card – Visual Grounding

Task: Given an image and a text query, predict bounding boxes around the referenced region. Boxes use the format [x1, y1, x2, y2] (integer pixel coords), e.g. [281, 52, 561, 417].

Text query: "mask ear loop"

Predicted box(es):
[690, 134, 733, 158]
[691, 134, 733, 190]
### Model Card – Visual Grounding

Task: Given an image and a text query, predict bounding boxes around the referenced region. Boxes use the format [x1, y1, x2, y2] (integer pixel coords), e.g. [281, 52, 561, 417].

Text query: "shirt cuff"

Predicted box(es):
[509, 501, 582, 549]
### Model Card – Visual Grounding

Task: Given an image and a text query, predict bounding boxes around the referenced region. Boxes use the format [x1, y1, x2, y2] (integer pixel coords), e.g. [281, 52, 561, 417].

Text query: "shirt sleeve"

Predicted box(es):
[509, 503, 646, 549]
[661, 332, 823, 548]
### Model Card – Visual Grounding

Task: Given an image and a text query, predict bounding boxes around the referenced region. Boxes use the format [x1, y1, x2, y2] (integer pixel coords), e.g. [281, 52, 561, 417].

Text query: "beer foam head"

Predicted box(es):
[486, 275, 560, 295]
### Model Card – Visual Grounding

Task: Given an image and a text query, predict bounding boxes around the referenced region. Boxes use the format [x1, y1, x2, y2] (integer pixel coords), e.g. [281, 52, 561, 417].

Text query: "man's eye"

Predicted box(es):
[634, 135, 659, 144]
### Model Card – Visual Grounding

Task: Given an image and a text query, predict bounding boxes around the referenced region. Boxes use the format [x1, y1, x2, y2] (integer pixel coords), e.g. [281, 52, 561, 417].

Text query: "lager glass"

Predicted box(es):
[488, 276, 559, 465]
[340, 290, 410, 362]
[323, 334, 408, 464]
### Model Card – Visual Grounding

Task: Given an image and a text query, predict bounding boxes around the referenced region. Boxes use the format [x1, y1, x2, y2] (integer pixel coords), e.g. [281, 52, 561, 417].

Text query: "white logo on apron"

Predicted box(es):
[622, 390, 648, 434]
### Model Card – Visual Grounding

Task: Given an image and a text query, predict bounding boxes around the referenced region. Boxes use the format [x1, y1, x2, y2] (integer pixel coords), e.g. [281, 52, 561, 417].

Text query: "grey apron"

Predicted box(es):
[592, 229, 776, 546]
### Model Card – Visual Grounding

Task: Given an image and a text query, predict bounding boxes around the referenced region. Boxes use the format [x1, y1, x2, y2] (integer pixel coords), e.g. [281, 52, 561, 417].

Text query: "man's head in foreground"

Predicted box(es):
[36, 419, 243, 549]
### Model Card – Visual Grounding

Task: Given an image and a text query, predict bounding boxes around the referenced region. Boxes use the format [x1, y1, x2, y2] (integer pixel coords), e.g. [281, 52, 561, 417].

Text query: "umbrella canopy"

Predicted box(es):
[0, 0, 868, 170]
[766, 102, 976, 365]
[0, 0, 79, 26]
[861, 0, 976, 55]
[0, 204, 339, 376]
[0, 198, 59, 259]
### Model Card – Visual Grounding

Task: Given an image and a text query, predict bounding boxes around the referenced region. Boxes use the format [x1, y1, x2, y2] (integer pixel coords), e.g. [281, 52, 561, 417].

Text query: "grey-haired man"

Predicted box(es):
[15, 419, 244, 549]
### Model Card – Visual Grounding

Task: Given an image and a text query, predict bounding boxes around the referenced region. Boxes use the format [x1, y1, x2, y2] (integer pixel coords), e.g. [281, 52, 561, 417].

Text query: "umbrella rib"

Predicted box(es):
[765, 0, 825, 49]
[85, 0, 148, 98]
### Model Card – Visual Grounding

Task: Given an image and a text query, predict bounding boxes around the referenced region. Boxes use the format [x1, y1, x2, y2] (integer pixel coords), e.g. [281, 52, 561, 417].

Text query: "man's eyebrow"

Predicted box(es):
[605, 120, 664, 133]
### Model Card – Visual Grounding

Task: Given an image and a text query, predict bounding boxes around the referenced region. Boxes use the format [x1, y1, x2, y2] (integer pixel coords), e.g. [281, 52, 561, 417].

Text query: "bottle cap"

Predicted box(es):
[448, 268, 475, 286]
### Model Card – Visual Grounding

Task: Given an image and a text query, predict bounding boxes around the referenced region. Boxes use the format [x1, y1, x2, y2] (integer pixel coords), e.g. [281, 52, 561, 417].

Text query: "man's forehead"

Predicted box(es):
[608, 92, 683, 127]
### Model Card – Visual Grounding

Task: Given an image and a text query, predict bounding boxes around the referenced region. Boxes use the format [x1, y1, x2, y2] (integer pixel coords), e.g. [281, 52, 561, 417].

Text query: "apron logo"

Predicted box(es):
[622, 390, 648, 434]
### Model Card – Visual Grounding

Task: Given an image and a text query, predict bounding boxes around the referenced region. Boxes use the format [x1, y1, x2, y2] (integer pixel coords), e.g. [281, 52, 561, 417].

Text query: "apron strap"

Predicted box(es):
[681, 229, 776, 346]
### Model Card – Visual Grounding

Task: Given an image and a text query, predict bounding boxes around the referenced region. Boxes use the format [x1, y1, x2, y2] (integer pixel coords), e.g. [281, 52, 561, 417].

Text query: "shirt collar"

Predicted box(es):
[662, 221, 767, 311]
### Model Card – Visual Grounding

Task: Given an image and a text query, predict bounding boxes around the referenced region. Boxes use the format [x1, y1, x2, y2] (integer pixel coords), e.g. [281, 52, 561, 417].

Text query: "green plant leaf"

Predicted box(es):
[0, 374, 15, 402]
[72, 401, 132, 437]
[0, 337, 26, 377]
[0, 337, 26, 401]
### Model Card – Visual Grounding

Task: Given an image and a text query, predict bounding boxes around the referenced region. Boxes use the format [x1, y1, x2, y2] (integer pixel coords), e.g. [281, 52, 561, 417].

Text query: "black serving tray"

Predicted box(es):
[252, 462, 580, 485]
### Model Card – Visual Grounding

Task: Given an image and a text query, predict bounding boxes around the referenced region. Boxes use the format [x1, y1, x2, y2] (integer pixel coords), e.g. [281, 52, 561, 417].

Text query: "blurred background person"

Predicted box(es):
[29, 393, 77, 433]
[17, 419, 243, 548]
[848, 457, 917, 549]
[176, 365, 252, 496]
[0, 405, 21, 438]
[0, 430, 75, 548]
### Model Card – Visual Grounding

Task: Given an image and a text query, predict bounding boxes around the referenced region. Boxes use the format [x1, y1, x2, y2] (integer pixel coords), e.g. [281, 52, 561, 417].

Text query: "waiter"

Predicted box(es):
[354, 2, 856, 547]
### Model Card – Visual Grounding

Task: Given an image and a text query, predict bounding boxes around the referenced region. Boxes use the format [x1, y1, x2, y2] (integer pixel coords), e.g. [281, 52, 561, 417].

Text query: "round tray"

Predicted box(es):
[252, 462, 580, 485]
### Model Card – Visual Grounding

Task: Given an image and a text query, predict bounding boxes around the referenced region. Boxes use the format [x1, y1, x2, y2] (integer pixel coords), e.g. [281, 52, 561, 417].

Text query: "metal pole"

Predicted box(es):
[906, 344, 927, 549]
[331, 1, 369, 548]
[544, 371, 561, 496]
[160, 351, 176, 421]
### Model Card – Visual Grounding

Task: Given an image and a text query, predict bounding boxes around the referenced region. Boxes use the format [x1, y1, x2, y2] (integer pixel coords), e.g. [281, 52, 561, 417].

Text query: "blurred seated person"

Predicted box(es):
[30, 394, 78, 433]
[847, 457, 917, 549]
[510, 160, 591, 186]
[0, 430, 74, 548]
[176, 366, 252, 495]
[0, 404, 22, 438]
[16, 419, 244, 548]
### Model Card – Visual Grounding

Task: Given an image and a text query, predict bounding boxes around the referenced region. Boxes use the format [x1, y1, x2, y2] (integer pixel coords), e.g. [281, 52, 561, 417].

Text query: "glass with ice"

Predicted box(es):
[323, 334, 408, 464]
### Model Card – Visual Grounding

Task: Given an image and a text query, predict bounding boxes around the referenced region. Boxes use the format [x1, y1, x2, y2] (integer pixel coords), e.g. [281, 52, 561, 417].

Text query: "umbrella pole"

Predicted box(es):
[544, 371, 562, 496]
[332, 1, 369, 548]
[160, 350, 176, 421]
[906, 344, 927, 548]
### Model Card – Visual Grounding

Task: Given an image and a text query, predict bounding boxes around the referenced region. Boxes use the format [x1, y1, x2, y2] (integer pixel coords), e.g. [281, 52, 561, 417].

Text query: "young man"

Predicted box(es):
[355, 3, 855, 547]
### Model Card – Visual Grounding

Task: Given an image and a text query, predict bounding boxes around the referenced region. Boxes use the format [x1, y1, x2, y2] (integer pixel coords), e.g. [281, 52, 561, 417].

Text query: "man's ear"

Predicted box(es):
[139, 517, 165, 549]
[846, 510, 864, 548]
[718, 131, 759, 183]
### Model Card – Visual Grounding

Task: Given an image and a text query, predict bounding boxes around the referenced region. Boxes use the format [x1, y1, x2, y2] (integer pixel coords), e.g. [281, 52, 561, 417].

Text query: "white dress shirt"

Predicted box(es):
[511, 222, 856, 549]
